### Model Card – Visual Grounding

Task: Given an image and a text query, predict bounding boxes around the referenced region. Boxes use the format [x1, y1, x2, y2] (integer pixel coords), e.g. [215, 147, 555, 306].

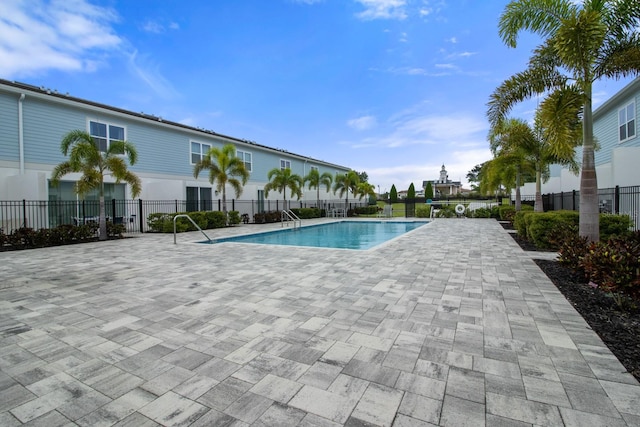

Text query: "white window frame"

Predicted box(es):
[190, 141, 211, 165]
[619, 101, 636, 143]
[280, 159, 291, 170]
[88, 120, 125, 153]
[237, 149, 252, 172]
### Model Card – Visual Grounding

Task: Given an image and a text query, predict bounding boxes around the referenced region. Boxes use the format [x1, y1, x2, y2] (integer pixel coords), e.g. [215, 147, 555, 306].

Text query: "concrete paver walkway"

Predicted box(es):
[1, 218, 639, 426]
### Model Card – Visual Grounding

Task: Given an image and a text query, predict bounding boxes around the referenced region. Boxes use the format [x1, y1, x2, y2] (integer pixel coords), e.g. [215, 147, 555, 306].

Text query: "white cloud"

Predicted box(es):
[354, 0, 407, 20]
[127, 50, 179, 99]
[446, 36, 457, 43]
[348, 115, 377, 131]
[0, 0, 121, 77]
[142, 19, 180, 34]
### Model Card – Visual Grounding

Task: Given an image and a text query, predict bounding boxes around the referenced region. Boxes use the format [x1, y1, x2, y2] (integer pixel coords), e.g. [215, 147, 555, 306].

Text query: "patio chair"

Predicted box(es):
[378, 205, 393, 218]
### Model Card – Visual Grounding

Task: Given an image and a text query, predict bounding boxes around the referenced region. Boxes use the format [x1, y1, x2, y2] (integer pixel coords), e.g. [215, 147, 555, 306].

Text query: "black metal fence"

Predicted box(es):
[521, 185, 640, 230]
[0, 198, 368, 234]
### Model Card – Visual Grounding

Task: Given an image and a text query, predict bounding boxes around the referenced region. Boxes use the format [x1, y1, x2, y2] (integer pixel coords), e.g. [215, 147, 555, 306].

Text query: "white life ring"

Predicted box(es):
[455, 204, 465, 215]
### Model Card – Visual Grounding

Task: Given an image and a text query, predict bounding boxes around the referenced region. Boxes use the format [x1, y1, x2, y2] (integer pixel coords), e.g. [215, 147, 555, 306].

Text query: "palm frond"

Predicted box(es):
[499, 0, 576, 48]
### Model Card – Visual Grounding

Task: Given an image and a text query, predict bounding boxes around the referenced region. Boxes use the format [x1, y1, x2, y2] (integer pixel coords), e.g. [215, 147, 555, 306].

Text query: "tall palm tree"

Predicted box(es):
[51, 129, 141, 241]
[264, 167, 303, 208]
[303, 169, 333, 208]
[193, 143, 249, 218]
[488, 0, 640, 241]
[333, 170, 360, 206]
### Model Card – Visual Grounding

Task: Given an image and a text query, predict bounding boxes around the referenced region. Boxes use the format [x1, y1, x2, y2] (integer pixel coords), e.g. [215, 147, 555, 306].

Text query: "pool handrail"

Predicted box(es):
[281, 210, 301, 229]
[173, 214, 212, 244]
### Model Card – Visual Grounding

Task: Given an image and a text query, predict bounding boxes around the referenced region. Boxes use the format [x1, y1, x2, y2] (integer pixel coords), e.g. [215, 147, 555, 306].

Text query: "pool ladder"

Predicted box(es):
[173, 214, 212, 244]
[281, 210, 302, 229]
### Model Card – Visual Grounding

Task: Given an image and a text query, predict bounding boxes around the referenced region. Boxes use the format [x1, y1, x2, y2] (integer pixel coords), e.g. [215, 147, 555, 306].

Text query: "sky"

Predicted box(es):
[0, 0, 635, 194]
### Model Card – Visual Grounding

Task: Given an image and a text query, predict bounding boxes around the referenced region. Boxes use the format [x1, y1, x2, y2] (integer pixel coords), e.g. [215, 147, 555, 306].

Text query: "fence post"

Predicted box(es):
[111, 199, 116, 219]
[232, 199, 235, 212]
[22, 199, 27, 228]
[137, 199, 143, 232]
[614, 185, 620, 214]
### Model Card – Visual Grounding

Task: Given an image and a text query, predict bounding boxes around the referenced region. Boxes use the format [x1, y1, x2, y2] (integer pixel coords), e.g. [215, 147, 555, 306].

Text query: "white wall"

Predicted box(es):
[613, 146, 640, 187]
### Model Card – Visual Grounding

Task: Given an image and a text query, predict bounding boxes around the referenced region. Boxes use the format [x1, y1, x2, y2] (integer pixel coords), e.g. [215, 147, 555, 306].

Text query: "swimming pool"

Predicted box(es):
[205, 220, 428, 250]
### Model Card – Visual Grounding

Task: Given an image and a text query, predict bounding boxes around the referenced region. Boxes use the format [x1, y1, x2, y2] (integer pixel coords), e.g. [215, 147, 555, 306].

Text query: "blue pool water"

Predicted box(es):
[206, 221, 428, 250]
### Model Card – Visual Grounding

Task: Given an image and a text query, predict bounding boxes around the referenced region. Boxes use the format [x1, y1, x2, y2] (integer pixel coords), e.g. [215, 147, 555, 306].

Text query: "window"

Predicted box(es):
[89, 121, 125, 153]
[186, 187, 212, 212]
[280, 159, 291, 170]
[310, 166, 318, 171]
[619, 102, 636, 142]
[237, 150, 252, 172]
[191, 141, 211, 164]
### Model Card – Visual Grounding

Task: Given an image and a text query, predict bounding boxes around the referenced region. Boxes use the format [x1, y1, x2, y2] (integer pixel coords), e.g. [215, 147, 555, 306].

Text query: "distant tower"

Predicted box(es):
[439, 164, 448, 183]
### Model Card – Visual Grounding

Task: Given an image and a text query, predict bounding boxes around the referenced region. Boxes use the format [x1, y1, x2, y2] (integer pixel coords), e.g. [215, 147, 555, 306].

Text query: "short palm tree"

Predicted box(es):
[51, 129, 141, 241]
[333, 170, 360, 206]
[303, 169, 333, 208]
[355, 181, 376, 202]
[264, 167, 303, 208]
[193, 143, 249, 218]
[488, 0, 640, 241]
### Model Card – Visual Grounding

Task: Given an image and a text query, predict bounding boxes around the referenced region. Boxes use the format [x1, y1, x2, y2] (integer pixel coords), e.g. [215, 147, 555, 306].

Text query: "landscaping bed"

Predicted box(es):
[504, 222, 640, 382]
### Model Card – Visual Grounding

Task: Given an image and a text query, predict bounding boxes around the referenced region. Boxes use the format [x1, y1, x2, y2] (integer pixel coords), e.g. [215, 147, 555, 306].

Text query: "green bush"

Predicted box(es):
[527, 211, 578, 249]
[556, 225, 589, 277]
[490, 205, 501, 219]
[0, 223, 101, 251]
[291, 208, 322, 219]
[228, 211, 241, 225]
[352, 206, 378, 216]
[499, 205, 515, 222]
[435, 205, 457, 218]
[513, 211, 535, 238]
[416, 205, 430, 218]
[147, 211, 228, 233]
[600, 214, 632, 240]
[471, 207, 492, 218]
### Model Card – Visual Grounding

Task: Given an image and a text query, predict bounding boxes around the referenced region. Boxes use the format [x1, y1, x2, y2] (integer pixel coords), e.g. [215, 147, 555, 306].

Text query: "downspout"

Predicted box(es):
[18, 93, 25, 174]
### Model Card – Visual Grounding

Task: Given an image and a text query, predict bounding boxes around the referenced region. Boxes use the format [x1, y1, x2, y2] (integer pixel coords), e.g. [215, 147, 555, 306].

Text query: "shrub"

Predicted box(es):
[471, 207, 492, 218]
[254, 212, 265, 224]
[555, 225, 589, 277]
[206, 211, 227, 229]
[291, 208, 322, 219]
[499, 205, 516, 222]
[227, 211, 241, 225]
[600, 214, 632, 240]
[490, 205, 501, 219]
[147, 211, 229, 233]
[416, 205, 430, 218]
[107, 222, 126, 238]
[513, 211, 535, 238]
[527, 211, 578, 249]
[581, 232, 640, 306]
[352, 206, 377, 216]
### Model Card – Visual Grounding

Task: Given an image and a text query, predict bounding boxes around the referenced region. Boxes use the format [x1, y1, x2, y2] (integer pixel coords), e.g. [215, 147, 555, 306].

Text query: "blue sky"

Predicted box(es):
[0, 0, 634, 193]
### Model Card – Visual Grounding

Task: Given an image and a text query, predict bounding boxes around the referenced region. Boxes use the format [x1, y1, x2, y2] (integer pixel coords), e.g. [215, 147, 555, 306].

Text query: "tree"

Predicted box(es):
[333, 170, 360, 206]
[389, 185, 398, 203]
[51, 130, 141, 241]
[303, 169, 333, 208]
[407, 182, 416, 199]
[425, 182, 434, 200]
[264, 167, 303, 207]
[355, 171, 368, 183]
[355, 181, 376, 202]
[193, 143, 249, 219]
[466, 164, 483, 192]
[489, 0, 640, 241]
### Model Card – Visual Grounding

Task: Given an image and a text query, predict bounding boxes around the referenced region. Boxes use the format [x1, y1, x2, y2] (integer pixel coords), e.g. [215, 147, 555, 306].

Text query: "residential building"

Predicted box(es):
[519, 77, 640, 195]
[0, 79, 350, 210]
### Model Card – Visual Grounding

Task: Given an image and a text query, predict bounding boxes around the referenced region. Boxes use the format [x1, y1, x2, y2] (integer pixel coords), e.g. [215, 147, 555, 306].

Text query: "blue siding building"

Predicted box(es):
[519, 77, 640, 195]
[0, 79, 351, 209]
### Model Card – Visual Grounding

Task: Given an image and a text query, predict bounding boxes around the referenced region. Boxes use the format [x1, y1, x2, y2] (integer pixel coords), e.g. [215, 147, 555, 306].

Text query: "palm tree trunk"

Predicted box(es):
[98, 181, 107, 241]
[222, 189, 228, 225]
[515, 167, 521, 212]
[579, 84, 599, 241]
[534, 168, 543, 212]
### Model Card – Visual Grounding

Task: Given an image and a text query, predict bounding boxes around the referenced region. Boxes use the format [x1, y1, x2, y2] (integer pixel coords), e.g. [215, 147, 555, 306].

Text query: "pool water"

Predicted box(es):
[206, 220, 428, 250]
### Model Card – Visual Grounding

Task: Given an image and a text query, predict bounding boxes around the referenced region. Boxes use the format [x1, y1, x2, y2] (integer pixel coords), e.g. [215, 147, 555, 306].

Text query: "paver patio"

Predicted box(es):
[1, 218, 639, 426]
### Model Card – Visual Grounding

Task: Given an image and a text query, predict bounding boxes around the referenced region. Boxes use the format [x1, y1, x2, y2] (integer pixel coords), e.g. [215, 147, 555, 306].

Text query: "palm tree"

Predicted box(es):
[333, 170, 360, 206]
[355, 181, 376, 202]
[193, 143, 249, 219]
[264, 167, 303, 208]
[488, 0, 640, 241]
[303, 169, 333, 208]
[51, 129, 141, 241]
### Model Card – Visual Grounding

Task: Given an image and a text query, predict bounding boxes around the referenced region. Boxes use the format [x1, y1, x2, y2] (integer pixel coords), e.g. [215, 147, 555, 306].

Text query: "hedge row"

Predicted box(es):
[0, 222, 125, 251]
[513, 210, 631, 249]
[147, 211, 237, 233]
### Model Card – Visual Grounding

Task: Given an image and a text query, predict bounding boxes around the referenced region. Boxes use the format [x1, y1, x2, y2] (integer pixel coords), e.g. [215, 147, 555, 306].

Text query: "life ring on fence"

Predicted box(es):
[455, 204, 465, 215]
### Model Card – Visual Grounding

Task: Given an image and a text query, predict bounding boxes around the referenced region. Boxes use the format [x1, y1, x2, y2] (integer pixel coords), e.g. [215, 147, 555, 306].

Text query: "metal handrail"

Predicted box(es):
[173, 214, 212, 244]
[281, 210, 302, 229]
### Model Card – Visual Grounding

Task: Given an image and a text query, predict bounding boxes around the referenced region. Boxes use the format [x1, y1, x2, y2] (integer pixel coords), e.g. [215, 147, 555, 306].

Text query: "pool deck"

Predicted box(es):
[1, 218, 639, 426]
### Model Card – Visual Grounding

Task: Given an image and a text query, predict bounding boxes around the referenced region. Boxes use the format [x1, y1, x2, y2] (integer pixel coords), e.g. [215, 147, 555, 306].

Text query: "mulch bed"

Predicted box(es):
[502, 221, 640, 382]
